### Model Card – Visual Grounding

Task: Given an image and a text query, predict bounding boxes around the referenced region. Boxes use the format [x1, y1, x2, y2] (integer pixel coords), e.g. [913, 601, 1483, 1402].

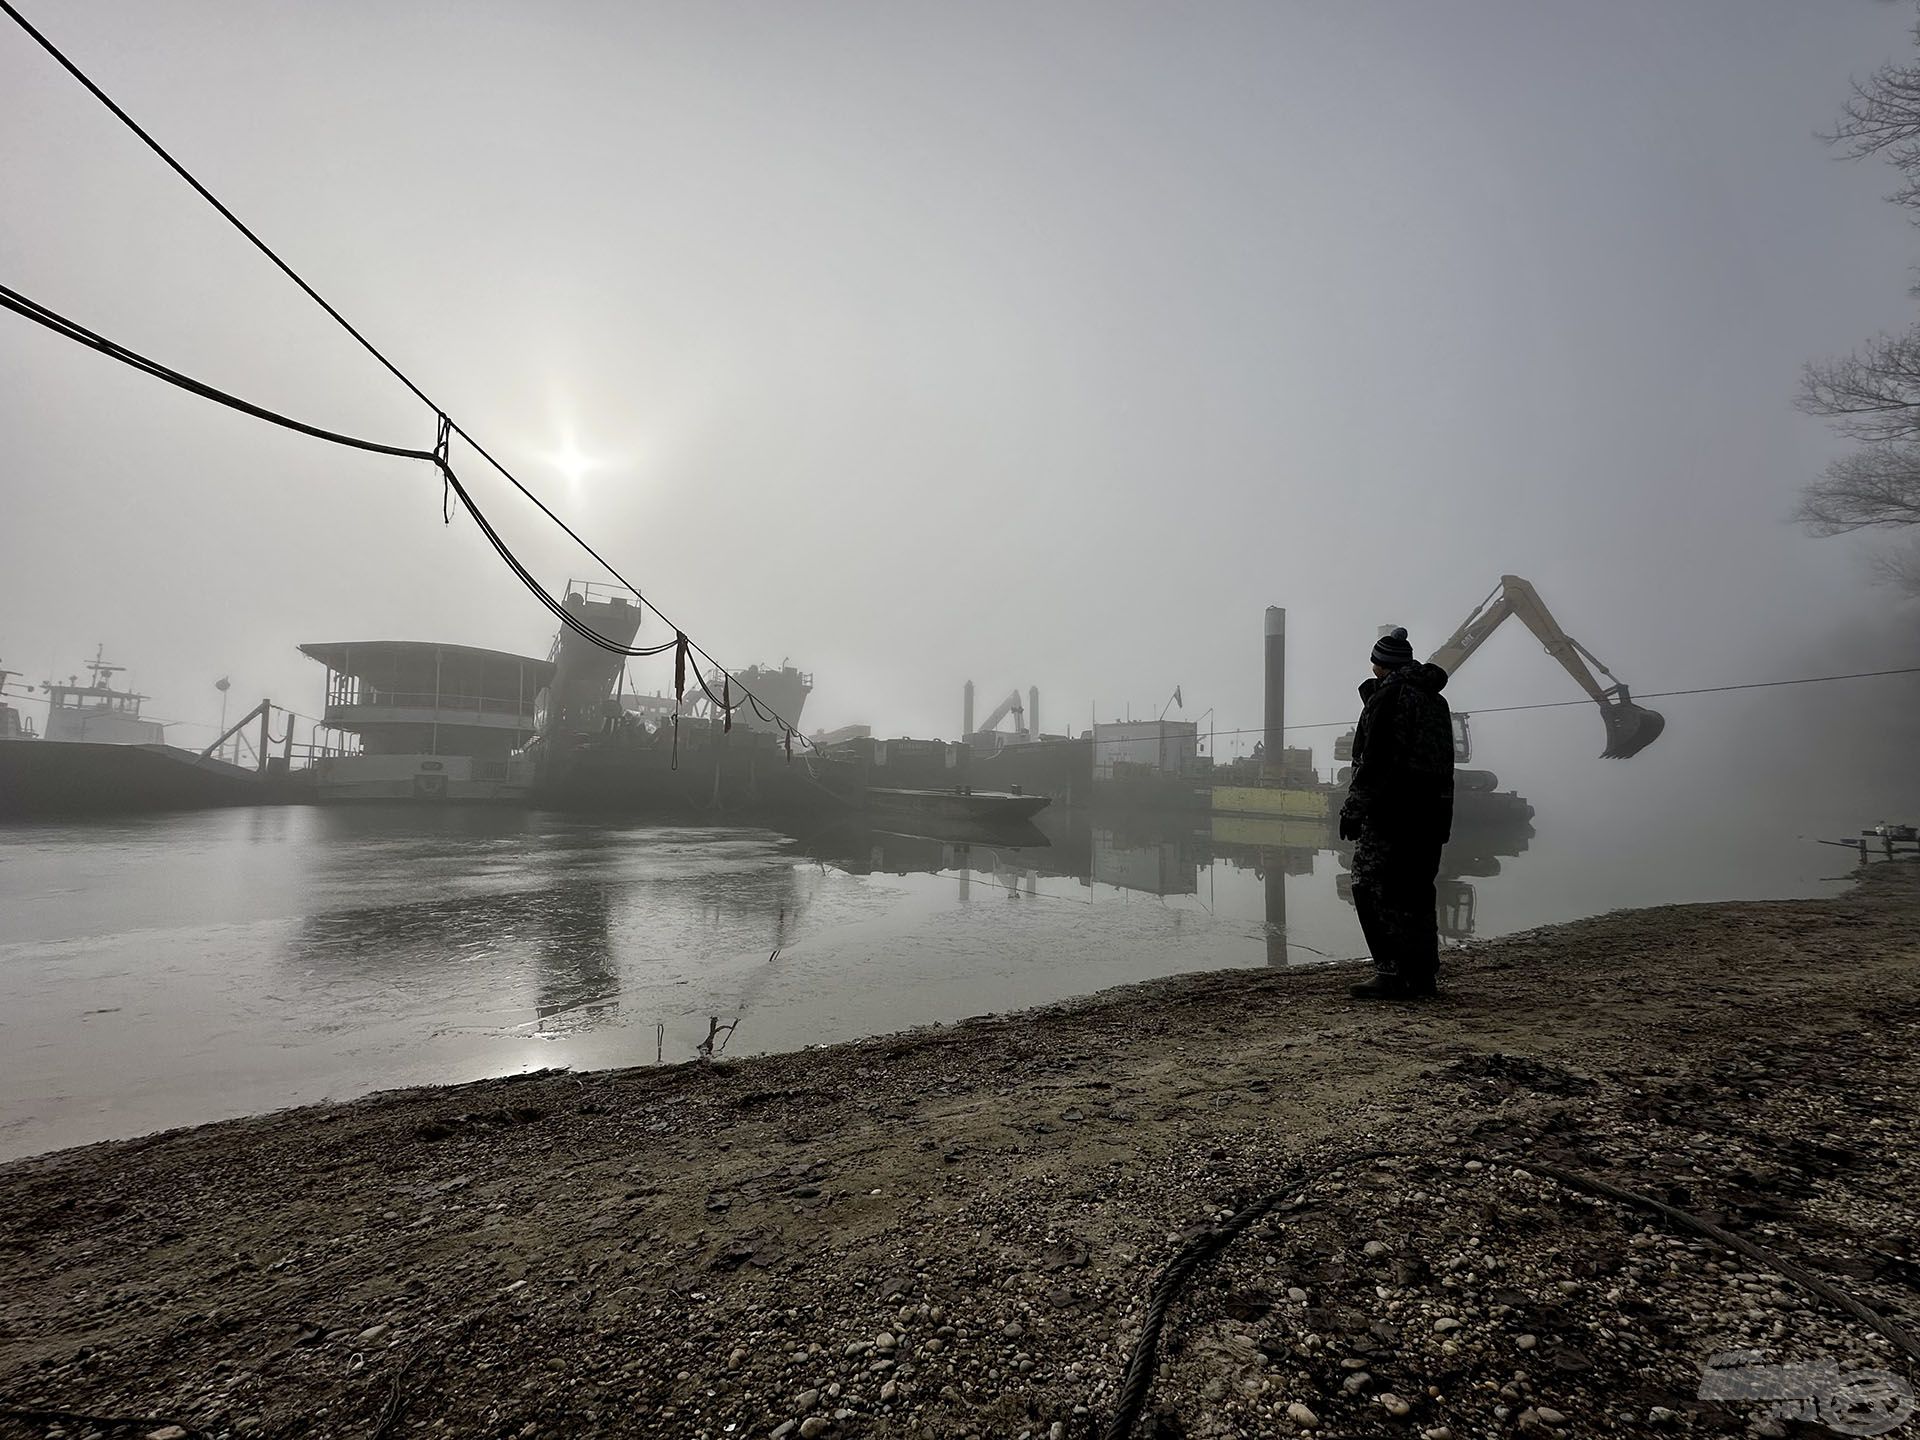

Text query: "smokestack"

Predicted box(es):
[1028, 687, 1039, 741]
[1263, 606, 1286, 781]
[964, 679, 975, 739]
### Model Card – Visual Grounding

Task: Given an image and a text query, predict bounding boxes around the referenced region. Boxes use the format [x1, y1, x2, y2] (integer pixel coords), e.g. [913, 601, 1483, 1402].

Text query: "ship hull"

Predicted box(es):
[0, 741, 266, 818]
[533, 733, 858, 821]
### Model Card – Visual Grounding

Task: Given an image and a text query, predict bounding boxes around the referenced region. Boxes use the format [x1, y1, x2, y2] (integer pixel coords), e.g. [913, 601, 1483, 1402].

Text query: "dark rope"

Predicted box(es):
[1509, 1155, 1920, 1364]
[1101, 1148, 1920, 1440]
[0, 282, 436, 462]
[1103, 1149, 1402, 1440]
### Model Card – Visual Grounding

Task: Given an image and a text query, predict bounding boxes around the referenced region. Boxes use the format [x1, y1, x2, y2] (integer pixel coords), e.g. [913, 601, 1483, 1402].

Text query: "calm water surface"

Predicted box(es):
[0, 801, 1863, 1159]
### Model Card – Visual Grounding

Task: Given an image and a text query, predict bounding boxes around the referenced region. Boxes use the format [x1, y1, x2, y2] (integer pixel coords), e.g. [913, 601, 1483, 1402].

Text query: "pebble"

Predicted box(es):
[770, 1424, 796, 1440]
[1536, 1408, 1567, 1425]
[799, 1419, 831, 1439]
[1363, 1240, 1389, 1257]
[795, 1388, 820, 1411]
[1379, 1393, 1410, 1417]
[356, 1324, 390, 1344]
[1286, 1401, 1318, 1426]
[1343, 1372, 1371, 1394]
[1286, 1287, 1308, 1303]
[729, 1347, 747, 1368]
[1434, 1317, 1461, 1333]
[1516, 1333, 1537, 1350]
[880, 1381, 898, 1401]
[146, 1431, 189, 1440]
[1050, 1426, 1067, 1440]
[874, 1331, 897, 1352]
[1422, 1431, 1453, 1440]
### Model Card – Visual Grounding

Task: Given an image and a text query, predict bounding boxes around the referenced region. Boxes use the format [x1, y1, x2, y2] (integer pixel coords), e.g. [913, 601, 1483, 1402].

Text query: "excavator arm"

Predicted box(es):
[1431, 575, 1664, 759]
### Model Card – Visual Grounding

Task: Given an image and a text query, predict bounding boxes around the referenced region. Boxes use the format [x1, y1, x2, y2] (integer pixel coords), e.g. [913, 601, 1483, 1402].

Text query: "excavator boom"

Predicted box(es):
[1432, 575, 1664, 759]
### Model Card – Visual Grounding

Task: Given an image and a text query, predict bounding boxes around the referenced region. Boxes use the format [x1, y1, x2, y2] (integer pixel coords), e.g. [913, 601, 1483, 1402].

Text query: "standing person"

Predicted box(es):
[1337, 627, 1455, 998]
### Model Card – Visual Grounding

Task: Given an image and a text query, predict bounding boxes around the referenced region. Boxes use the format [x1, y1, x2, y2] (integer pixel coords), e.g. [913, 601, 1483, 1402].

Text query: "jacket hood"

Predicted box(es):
[1359, 662, 1450, 699]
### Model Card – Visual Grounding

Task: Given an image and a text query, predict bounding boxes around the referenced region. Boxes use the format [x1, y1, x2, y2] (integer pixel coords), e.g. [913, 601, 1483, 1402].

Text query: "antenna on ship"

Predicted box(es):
[85, 643, 125, 691]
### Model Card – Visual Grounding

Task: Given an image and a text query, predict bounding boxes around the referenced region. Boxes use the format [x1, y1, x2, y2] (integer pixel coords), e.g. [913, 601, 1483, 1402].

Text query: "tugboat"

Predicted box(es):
[39, 647, 167, 744]
[0, 647, 263, 817]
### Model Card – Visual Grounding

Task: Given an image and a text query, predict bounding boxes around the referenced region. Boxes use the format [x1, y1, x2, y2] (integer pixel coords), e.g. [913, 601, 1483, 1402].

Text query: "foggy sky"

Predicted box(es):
[5, 2, 1919, 830]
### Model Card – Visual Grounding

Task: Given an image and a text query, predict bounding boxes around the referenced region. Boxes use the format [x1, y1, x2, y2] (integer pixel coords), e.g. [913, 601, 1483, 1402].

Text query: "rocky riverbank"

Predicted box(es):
[3, 862, 1918, 1440]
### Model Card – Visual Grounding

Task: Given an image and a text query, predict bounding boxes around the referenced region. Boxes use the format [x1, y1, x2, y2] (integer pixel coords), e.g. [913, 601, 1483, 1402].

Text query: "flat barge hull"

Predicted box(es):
[0, 741, 264, 818]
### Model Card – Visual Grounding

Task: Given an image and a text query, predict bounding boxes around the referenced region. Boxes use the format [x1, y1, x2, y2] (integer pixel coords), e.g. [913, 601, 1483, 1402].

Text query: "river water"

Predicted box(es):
[0, 800, 1870, 1160]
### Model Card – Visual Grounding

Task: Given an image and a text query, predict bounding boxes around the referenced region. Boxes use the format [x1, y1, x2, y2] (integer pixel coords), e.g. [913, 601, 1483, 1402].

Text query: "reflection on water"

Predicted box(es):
[0, 795, 1842, 1159]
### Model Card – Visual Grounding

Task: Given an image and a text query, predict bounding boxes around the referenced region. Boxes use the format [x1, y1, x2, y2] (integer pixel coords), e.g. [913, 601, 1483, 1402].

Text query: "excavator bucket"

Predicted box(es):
[1599, 699, 1665, 759]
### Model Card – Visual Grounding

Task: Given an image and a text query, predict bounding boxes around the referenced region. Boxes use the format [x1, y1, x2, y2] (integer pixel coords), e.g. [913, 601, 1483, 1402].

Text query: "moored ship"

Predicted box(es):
[0, 648, 264, 817]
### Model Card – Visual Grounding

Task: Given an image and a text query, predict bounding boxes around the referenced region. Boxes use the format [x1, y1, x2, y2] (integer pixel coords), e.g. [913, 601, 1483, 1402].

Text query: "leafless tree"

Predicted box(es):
[1796, 443, 1920, 534]
[1801, 17, 1920, 596]
[1869, 537, 1920, 594]
[1826, 25, 1920, 215]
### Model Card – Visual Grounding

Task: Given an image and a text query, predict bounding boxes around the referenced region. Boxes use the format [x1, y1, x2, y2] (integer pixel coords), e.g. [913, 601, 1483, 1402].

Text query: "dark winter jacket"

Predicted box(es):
[1346, 662, 1454, 840]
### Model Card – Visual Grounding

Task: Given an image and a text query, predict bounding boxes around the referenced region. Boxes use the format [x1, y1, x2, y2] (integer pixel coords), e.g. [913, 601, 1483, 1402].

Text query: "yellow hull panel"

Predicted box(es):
[1208, 785, 1331, 820]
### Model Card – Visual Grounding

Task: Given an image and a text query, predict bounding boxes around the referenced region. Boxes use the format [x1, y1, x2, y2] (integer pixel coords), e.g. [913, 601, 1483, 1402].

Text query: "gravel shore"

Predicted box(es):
[3, 861, 1917, 1440]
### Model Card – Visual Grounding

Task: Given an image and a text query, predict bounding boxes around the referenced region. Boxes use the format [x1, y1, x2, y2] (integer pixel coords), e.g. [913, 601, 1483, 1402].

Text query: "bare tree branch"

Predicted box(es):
[1798, 445, 1920, 535]
[1801, 14, 1920, 566]
[1799, 328, 1920, 444]
[1865, 535, 1920, 598]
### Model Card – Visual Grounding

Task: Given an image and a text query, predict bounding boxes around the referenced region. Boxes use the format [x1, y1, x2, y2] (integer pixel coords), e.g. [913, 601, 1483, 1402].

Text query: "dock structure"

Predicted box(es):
[1820, 831, 1920, 863]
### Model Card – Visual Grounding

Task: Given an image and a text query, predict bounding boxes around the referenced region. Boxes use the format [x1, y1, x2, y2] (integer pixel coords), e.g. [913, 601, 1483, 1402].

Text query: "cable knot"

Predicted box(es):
[431, 414, 455, 522]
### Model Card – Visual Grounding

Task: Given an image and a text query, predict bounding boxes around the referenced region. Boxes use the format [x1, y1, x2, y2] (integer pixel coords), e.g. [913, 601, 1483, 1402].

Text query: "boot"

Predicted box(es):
[1349, 973, 1415, 1000]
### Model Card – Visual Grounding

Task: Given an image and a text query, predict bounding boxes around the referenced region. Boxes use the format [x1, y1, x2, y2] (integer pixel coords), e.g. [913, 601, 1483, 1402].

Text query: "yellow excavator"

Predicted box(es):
[1430, 574, 1666, 760]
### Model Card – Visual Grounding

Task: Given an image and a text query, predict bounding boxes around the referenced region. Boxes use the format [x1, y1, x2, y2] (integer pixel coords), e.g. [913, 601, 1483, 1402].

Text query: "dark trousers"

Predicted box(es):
[1350, 821, 1444, 982]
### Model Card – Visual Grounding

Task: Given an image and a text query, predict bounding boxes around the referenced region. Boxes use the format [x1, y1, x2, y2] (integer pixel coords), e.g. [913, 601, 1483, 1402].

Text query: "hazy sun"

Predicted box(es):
[547, 439, 600, 493]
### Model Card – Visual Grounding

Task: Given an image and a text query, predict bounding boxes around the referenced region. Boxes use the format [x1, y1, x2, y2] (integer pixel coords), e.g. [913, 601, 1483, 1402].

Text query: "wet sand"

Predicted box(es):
[2, 861, 1917, 1439]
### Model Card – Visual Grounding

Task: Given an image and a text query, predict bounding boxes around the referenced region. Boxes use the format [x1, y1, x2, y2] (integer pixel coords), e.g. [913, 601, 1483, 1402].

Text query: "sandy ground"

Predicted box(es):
[3, 861, 1919, 1440]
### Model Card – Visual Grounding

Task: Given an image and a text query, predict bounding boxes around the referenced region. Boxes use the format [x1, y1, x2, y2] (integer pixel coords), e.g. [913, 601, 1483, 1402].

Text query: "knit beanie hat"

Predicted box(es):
[1371, 627, 1414, 669]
